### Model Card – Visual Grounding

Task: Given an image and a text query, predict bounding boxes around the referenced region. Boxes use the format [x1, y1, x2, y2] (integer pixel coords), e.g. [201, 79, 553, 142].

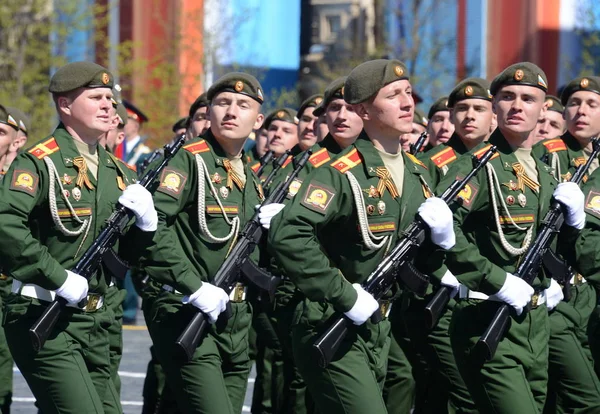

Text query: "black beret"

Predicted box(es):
[188, 92, 210, 119]
[313, 77, 347, 116]
[207, 72, 264, 104]
[413, 108, 428, 128]
[427, 96, 450, 119]
[123, 100, 149, 124]
[448, 78, 492, 107]
[263, 108, 298, 130]
[297, 94, 324, 118]
[544, 95, 564, 114]
[490, 62, 548, 96]
[560, 76, 600, 105]
[6, 106, 30, 135]
[49, 61, 114, 93]
[172, 117, 189, 133]
[344, 59, 410, 104]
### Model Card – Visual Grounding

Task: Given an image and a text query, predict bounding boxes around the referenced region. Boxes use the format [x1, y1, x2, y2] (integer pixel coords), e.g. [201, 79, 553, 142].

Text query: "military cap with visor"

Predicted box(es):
[123, 99, 149, 124]
[560, 76, 600, 105]
[6, 106, 30, 135]
[0, 105, 19, 131]
[344, 59, 410, 104]
[207, 72, 264, 104]
[297, 94, 324, 118]
[263, 108, 298, 130]
[428, 96, 450, 119]
[448, 78, 492, 108]
[544, 95, 564, 114]
[313, 76, 347, 116]
[490, 62, 548, 96]
[49, 61, 114, 93]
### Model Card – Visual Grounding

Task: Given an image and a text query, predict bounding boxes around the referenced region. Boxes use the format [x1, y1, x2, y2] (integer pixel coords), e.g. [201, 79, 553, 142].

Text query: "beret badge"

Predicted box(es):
[465, 86, 473, 96]
[234, 81, 244, 92]
[581, 78, 589, 88]
[514, 69, 524, 81]
[394, 66, 404, 77]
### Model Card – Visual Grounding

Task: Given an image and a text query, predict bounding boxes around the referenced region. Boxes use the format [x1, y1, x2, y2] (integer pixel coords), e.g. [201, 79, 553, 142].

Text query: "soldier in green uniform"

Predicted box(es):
[422, 78, 494, 187]
[268, 59, 456, 414]
[424, 96, 454, 150]
[140, 72, 266, 414]
[400, 107, 428, 152]
[531, 95, 565, 144]
[187, 92, 210, 141]
[0, 61, 157, 414]
[437, 62, 585, 413]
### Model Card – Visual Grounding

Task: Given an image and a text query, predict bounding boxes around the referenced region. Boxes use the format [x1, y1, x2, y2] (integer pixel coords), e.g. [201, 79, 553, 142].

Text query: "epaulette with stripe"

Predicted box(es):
[542, 138, 567, 153]
[250, 162, 261, 173]
[29, 137, 59, 159]
[430, 147, 457, 168]
[331, 148, 362, 173]
[108, 152, 136, 172]
[282, 155, 293, 169]
[183, 139, 210, 155]
[473, 144, 500, 160]
[405, 152, 427, 169]
[309, 147, 331, 168]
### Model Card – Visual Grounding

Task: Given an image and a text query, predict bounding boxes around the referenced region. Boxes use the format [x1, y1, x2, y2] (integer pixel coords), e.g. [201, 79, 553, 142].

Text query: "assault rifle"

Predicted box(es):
[29, 134, 187, 352]
[255, 150, 274, 177]
[312, 146, 498, 368]
[409, 132, 428, 155]
[473, 138, 600, 362]
[262, 150, 291, 190]
[175, 150, 313, 362]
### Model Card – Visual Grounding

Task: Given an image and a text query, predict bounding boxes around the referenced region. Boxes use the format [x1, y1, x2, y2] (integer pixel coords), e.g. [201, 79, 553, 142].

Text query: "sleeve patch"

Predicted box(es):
[584, 189, 600, 219]
[300, 182, 336, 214]
[10, 169, 39, 196]
[455, 176, 478, 210]
[157, 168, 187, 198]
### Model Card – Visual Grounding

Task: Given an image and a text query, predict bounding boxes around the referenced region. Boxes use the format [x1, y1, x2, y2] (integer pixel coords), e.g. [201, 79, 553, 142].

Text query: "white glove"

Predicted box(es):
[257, 203, 285, 230]
[118, 183, 158, 232]
[553, 182, 585, 230]
[344, 284, 379, 325]
[182, 282, 230, 324]
[56, 270, 89, 305]
[545, 279, 564, 311]
[440, 270, 460, 299]
[492, 273, 534, 315]
[418, 197, 456, 249]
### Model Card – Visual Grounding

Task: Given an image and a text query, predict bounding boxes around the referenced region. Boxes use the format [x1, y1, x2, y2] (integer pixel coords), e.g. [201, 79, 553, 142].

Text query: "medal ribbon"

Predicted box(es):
[223, 159, 244, 190]
[512, 163, 539, 192]
[375, 167, 399, 198]
[73, 157, 94, 190]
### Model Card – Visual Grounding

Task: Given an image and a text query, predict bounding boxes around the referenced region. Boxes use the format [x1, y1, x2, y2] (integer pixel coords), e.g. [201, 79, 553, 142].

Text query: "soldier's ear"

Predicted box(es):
[354, 103, 370, 121]
[253, 113, 265, 130]
[57, 96, 72, 116]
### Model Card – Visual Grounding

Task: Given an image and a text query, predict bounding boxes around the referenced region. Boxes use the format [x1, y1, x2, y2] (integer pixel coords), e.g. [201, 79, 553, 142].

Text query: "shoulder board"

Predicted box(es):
[473, 144, 500, 161]
[28, 137, 59, 160]
[250, 162, 261, 173]
[282, 155, 293, 169]
[542, 138, 567, 153]
[108, 152, 136, 172]
[430, 147, 456, 168]
[183, 140, 210, 155]
[331, 148, 362, 173]
[405, 152, 427, 169]
[309, 147, 331, 168]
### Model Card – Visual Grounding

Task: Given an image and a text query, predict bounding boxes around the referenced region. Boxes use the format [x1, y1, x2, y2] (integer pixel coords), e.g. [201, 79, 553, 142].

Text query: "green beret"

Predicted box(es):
[188, 92, 210, 119]
[172, 117, 189, 133]
[297, 94, 324, 118]
[490, 62, 548, 96]
[115, 103, 128, 127]
[545, 95, 564, 114]
[0, 105, 19, 131]
[313, 77, 347, 116]
[207, 72, 264, 104]
[448, 78, 492, 107]
[427, 96, 450, 119]
[344, 59, 410, 104]
[413, 108, 428, 128]
[560, 76, 600, 105]
[49, 61, 114, 93]
[264, 108, 298, 130]
[6, 106, 30, 134]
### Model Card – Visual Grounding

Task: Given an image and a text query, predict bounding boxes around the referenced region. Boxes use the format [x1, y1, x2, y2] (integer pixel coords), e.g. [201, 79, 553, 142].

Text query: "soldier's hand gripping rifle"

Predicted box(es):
[312, 146, 498, 368]
[256, 150, 274, 177]
[409, 132, 428, 155]
[175, 150, 313, 362]
[29, 134, 187, 352]
[473, 138, 600, 362]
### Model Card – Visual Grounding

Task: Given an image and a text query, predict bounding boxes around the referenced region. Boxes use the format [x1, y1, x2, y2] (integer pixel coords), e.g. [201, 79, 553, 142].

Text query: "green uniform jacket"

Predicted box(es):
[438, 129, 569, 294]
[0, 124, 141, 295]
[420, 133, 471, 188]
[140, 131, 264, 295]
[268, 131, 442, 312]
[575, 168, 600, 287]
[532, 133, 586, 182]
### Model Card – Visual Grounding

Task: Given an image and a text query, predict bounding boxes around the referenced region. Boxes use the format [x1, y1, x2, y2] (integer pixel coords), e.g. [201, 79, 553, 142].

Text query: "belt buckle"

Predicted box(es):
[85, 294, 100, 312]
[531, 292, 539, 308]
[232, 283, 245, 303]
[380, 301, 392, 319]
